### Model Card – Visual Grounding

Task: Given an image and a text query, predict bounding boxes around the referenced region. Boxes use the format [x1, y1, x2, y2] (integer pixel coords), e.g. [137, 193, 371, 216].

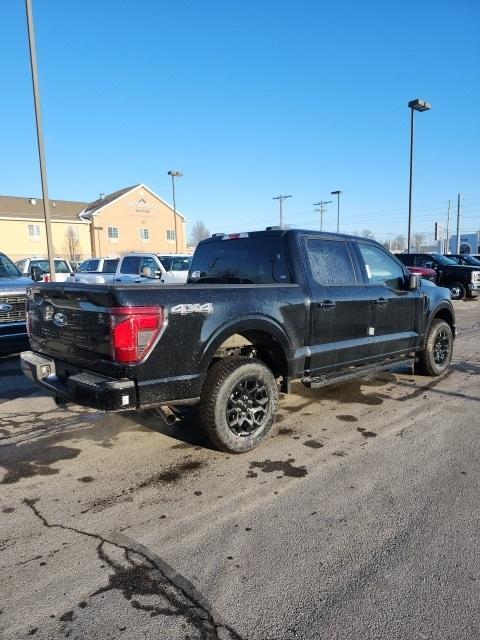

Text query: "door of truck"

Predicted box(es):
[302, 236, 373, 373]
[352, 242, 423, 358]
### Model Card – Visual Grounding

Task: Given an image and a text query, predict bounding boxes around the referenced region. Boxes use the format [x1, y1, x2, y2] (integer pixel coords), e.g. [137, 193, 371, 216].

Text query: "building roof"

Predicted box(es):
[80, 184, 140, 218]
[0, 183, 186, 222]
[0, 195, 88, 221]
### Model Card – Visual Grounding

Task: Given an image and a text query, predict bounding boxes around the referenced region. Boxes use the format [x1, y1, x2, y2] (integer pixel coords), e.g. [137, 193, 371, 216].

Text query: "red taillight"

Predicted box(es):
[110, 306, 164, 363]
[43, 275, 50, 282]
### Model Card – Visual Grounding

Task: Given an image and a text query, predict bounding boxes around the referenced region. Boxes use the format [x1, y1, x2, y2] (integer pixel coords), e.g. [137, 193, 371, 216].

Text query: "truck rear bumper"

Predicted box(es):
[20, 351, 137, 411]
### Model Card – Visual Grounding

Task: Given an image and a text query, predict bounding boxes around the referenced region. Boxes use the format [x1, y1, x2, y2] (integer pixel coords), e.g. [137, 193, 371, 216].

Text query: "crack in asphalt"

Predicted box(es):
[23, 498, 245, 640]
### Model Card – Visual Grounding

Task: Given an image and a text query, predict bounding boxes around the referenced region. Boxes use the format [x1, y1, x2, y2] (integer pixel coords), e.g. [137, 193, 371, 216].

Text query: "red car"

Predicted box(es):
[407, 265, 437, 283]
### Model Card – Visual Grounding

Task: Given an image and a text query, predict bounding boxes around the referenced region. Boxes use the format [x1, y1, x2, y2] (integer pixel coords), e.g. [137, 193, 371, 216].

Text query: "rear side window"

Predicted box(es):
[306, 239, 356, 286]
[120, 256, 142, 274]
[189, 238, 292, 284]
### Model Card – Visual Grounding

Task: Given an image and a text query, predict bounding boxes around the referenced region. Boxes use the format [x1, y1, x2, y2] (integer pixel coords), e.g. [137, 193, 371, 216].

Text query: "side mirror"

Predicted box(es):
[30, 265, 43, 282]
[408, 273, 421, 291]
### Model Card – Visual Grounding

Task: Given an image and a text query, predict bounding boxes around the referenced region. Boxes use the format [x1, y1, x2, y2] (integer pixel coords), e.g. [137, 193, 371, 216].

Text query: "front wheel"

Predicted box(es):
[415, 319, 453, 376]
[199, 357, 279, 453]
[449, 282, 466, 301]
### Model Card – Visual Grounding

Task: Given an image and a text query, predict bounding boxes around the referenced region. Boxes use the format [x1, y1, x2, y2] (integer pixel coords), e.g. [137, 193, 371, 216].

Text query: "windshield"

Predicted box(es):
[157, 256, 192, 272]
[78, 259, 100, 272]
[0, 254, 22, 277]
[434, 254, 456, 265]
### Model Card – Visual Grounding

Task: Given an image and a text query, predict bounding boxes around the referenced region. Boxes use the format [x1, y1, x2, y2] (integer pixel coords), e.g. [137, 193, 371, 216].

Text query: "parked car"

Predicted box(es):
[406, 266, 437, 283]
[21, 229, 455, 453]
[398, 253, 480, 300]
[69, 253, 192, 285]
[68, 258, 120, 283]
[0, 252, 33, 354]
[445, 254, 480, 267]
[15, 258, 74, 283]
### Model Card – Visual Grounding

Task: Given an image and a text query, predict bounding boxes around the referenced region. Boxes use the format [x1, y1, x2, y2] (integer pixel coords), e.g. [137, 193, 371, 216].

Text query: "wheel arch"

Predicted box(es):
[199, 316, 292, 387]
[425, 304, 456, 346]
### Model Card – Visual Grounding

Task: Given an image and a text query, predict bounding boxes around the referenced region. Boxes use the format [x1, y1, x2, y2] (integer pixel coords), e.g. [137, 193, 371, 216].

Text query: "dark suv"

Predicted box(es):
[398, 253, 480, 300]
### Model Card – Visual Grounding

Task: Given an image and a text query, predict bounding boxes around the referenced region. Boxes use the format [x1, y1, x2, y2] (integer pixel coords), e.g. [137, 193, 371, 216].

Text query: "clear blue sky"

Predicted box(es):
[1, 0, 479, 241]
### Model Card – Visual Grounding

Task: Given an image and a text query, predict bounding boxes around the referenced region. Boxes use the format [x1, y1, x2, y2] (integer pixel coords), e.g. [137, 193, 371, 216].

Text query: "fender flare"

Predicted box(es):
[199, 314, 294, 375]
[424, 302, 456, 347]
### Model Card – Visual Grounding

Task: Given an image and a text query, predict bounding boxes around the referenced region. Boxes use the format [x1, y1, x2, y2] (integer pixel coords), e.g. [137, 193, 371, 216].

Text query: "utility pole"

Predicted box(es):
[455, 193, 461, 254]
[273, 194, 292, 228]
[25, 0, 56, 281]
[445, 199, 451, 254]
[313, 200, 332, 231]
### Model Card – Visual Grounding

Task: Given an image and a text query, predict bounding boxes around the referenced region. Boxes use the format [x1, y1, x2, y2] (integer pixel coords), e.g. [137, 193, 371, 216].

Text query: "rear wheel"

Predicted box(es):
[449, 282, 466, 301]
[415, 319, 453, 376]
[199, 357, 278, 453]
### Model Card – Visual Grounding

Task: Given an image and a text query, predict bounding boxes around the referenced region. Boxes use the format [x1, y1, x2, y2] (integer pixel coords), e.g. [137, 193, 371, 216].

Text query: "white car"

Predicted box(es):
[15, 258, 74, 283]
[70, 253, 192, 285]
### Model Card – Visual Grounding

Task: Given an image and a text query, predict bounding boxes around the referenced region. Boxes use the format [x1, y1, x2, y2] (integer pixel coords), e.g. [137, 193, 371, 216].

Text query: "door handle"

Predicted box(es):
[134, 279, 142, 283]
[317, 300, 336, 309]
[373, 297, 388, 305]
[115, 278, 122, 282]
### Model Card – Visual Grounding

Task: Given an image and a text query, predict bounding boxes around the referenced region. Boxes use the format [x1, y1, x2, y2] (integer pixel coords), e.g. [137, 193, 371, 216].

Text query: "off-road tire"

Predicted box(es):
[449, 282, 466, 301]
[199, 356, 279, 453]
[415, 319, 453, 376]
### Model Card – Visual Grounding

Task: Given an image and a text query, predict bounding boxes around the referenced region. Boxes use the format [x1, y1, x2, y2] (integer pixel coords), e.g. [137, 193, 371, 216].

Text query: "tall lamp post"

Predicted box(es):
[25, 0, 56, 281]
[331, 190, 342, 233]
[168, 170, 183, 252]
[407, 98, 431, 253]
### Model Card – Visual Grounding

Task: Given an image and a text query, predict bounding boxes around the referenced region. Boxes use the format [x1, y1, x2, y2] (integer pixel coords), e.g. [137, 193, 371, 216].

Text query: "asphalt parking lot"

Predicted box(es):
[0, 301, 479, 640]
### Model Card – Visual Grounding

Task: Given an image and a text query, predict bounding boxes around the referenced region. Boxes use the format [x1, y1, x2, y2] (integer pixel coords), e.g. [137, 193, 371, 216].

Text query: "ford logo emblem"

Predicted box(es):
[53, 312, 67, 327]
[0, 303, 13, 312]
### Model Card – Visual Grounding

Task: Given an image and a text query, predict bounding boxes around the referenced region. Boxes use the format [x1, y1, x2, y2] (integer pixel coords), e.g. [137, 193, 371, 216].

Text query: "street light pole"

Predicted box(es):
[168, 170, 183, 252]
[331, 190, 342, 233]
[407, 98, 431, 253]
[25, 0, 56, 281]
[273, 194, 292, 228]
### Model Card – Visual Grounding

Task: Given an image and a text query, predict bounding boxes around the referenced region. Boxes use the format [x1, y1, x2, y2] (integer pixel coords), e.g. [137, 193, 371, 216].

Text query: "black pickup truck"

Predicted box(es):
[397, 252, 480, 300]
[21, 230, 455, 452]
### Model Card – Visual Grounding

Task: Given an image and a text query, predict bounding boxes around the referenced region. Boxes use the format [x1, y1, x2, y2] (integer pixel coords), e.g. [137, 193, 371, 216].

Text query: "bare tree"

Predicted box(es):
[391, 235, 407, 252]
[189, 221, 210, 247]
[413, 232, 426, 251]
[361, 229, 375, 240]
[64, 226, 80, 261]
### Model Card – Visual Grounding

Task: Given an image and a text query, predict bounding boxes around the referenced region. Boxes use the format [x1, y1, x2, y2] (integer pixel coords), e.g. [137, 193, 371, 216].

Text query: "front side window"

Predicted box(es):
[55, 260, 71, 273]
[102, 259, 119, 273]
[358, 244, 405, 290]
[139, 228, 150, 241]
[28, 224, 41, 239]
[15, 260, 27, 273]
[78, 259, 99, 272]
[120, 256, 142, 274]
[166, 230, 176, 241]
[108, 227, 119, 240]
[306, 239, 356, 286]
[140, 256, 158, 278]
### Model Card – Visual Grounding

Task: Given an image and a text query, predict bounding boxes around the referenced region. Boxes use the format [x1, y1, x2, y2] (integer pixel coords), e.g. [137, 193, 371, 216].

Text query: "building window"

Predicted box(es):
[166, 229, 176, 241]
[108, 227, 119, 241]
[28, 224, 41, 240]
[139, 228, 150, 242]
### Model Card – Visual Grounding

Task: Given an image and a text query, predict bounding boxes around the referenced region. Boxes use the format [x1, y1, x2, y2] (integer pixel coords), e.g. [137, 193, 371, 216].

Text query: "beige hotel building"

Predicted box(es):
[0, 183, 188, 262]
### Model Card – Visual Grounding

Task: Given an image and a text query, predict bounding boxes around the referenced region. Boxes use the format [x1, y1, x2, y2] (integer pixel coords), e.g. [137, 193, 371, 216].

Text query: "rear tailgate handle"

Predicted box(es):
[373, 297, 388, 305]
[317, 300, 336, 309]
